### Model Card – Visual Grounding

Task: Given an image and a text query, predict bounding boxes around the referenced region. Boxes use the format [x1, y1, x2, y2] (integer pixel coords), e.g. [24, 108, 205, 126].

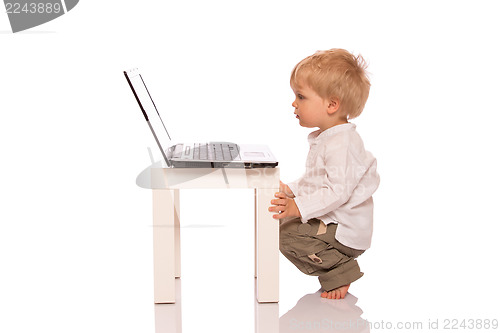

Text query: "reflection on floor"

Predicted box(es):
[154, 279, 369, 333]
[280, 290, 369, 333]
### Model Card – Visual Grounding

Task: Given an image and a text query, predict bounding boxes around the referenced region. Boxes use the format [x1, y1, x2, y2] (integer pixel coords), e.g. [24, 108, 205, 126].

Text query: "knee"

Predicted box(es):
[280, 226, 295, 253]
[279, 218, 304, 255]
[279, 218, 300, 243]
[279, 217, 302, 235]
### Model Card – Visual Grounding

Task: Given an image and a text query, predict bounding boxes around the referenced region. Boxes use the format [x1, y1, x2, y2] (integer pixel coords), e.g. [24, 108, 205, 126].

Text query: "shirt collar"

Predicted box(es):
[307, 123, 356, 144]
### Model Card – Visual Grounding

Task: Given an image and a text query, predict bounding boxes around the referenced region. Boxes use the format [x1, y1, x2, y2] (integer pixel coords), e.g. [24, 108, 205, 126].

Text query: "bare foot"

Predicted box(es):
[320, 284, 350, 299]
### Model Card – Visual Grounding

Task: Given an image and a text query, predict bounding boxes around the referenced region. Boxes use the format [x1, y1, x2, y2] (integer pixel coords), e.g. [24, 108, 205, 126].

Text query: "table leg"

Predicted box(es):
[153, 189, 178, 303]
[255, 190, 257, 279]
[173, 189, 181, 278]
[255, 188, 279, 303]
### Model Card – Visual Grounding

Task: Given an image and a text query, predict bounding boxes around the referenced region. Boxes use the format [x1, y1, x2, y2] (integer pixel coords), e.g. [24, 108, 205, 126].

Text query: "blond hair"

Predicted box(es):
[290, 48, 370, 119]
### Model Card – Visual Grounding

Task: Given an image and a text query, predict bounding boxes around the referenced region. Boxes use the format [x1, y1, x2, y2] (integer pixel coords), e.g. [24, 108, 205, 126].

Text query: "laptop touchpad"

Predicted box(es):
[244, 152, 266, 158]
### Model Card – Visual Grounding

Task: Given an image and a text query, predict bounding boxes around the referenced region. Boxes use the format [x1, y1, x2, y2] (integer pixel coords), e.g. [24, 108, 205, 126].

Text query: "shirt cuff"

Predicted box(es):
[292, 195, 310, 223]
[287, 181, 299, 197]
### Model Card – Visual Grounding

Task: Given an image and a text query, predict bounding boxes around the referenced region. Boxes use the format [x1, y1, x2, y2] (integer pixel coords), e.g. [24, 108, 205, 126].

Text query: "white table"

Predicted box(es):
[137, 162, 280, 303]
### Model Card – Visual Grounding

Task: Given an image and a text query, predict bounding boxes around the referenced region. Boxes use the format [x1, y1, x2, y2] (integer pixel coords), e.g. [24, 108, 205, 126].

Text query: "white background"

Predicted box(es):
[1, 1, 499, 332]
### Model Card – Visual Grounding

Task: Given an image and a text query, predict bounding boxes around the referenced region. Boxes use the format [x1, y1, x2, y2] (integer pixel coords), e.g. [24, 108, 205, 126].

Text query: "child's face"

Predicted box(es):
[291, 80, 331, 130]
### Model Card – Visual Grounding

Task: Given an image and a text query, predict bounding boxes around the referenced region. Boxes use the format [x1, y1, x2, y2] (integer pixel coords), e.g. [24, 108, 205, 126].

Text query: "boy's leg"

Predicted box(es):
[280, 218, 365, 292]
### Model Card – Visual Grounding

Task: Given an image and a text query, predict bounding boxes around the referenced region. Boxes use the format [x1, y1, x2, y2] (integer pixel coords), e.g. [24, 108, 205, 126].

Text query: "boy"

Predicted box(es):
[269, 48, 379, 299]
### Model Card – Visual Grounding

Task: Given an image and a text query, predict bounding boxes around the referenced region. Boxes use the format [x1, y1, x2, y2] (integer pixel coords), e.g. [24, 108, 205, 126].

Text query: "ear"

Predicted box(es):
[326, 98, 340, 115]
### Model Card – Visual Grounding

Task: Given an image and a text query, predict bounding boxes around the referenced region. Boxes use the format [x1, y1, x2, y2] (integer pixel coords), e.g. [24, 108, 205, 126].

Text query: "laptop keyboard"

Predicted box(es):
[193, 143, 241, 161]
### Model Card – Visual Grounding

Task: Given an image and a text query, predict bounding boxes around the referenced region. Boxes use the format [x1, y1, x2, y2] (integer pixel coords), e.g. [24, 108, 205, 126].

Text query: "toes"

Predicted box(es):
[340, 284, 350, 299]
[322, 285, 351, 300]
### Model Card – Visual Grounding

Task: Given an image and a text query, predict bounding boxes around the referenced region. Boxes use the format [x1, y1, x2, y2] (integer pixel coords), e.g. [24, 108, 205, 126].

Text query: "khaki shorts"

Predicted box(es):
[280, 218, 365, 291]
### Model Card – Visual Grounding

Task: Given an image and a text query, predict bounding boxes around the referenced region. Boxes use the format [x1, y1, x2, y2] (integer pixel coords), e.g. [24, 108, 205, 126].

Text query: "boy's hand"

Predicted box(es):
[280, 181, 295, 198]
[269, 192, 301, 220]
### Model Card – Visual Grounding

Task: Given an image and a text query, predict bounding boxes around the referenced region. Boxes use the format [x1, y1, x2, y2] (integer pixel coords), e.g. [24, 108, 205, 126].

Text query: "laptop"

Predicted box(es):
[124, 68, 278, 169]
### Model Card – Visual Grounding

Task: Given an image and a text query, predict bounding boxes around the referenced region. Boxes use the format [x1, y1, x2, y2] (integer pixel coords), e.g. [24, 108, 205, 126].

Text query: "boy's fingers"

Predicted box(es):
[268, 205, 285, 212]
[270, 199, 286, 205]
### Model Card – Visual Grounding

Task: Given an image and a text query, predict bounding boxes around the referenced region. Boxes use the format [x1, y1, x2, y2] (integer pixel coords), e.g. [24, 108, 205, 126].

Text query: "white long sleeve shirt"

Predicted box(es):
[288, 123, 380, 250]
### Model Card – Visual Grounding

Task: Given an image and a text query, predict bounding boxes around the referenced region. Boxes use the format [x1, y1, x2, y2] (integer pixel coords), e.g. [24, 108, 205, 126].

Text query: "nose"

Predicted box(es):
[292, 99, 298, 109]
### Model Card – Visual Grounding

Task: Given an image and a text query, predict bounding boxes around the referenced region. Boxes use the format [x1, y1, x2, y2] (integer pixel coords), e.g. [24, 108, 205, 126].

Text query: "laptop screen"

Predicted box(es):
[124, 69, 172, 165]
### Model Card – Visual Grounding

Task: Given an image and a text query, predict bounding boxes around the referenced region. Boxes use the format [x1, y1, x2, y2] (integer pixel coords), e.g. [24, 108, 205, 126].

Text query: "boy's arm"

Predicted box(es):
[292, 150, 377, 222]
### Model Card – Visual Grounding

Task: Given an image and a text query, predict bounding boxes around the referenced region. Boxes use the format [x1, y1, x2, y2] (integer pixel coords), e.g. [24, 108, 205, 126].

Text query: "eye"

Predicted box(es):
[297, 94, 305, 100]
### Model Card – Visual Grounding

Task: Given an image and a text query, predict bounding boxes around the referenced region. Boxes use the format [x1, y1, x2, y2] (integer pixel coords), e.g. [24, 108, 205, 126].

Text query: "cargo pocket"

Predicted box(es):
[298, 253, 320, 274]
[297, 246, 346, 275]
[314, 246, 348, 270]
[294, 246, 341, 275]
[280, 239, 328, 275]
